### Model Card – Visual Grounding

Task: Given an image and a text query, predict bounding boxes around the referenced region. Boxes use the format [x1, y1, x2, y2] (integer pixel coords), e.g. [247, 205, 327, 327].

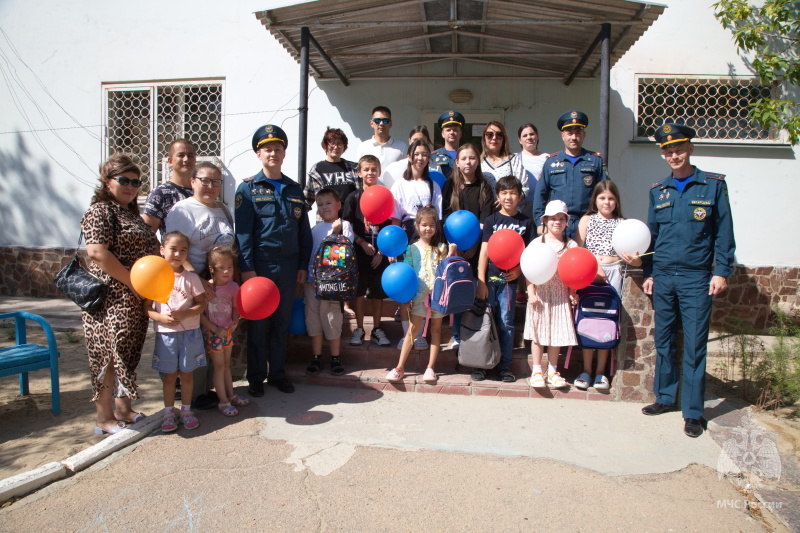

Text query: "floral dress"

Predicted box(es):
[80, 201, 159, 401]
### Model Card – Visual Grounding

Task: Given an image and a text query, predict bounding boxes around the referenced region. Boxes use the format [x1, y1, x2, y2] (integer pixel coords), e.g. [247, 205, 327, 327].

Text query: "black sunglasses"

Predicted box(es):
[372, 118, 390, 124]
[111, 176, 143, 187]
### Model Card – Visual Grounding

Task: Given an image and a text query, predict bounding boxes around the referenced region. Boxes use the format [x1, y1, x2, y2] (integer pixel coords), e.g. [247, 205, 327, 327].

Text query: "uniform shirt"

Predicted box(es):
[482, 211, 534, 279]
[533, 148, 608, 236]
[643, 168, 735, 278]
[234, 171, 313, 272]
[431, 147, 456, 179]
[142, 182, 193, 235]
[356, 137, 406, 169]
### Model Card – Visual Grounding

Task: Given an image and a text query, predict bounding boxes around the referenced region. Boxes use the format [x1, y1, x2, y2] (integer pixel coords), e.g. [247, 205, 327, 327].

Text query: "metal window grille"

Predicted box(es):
[636, 77, 775, 142]
[104, 82, 223, 195]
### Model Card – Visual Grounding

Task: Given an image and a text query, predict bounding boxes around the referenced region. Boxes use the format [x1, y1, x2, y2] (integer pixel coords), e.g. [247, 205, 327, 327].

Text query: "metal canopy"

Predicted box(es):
[256, 0, 665, 83]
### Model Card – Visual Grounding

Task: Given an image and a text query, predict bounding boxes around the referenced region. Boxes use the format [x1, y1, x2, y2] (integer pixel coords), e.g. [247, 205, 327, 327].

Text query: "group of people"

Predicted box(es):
[79, 103, 734, 439]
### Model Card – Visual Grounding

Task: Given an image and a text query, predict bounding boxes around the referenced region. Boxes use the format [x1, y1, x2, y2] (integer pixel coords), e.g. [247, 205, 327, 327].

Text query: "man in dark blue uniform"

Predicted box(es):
[235, 125, 312, 396]
[431, 110, 465, 179]
[641, 123, 735, 438]
[533, 111, 608, 238]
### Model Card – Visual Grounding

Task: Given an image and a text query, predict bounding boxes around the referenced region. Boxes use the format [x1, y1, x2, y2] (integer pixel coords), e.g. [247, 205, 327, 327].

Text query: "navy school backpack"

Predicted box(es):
[430, 256, 476, 315]
[574, 283, 621, 350]
[312, 233, 359, 301]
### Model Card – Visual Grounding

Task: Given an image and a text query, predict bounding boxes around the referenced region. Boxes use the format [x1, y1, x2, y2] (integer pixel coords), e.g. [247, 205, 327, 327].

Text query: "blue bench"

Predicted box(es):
[0, 311, 60, 415]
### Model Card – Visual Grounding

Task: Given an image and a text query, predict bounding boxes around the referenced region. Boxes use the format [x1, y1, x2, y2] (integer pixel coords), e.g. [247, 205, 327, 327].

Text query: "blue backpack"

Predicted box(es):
[573, 283, 621, 349]
[430, 256, 476, 315]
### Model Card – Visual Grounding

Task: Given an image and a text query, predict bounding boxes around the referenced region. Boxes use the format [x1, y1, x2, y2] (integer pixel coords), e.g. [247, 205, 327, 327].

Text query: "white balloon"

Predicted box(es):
[611, 219, 651, 256]
[520, 241, 558, 285]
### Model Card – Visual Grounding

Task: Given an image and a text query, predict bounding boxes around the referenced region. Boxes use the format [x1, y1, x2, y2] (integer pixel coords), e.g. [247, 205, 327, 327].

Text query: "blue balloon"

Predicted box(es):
[381, 262, 418, 303]
[288, 297, 307, 335]
[429, 170, 447, 190]
[377, 225, 408, 257]
[444, 210, 481, 250]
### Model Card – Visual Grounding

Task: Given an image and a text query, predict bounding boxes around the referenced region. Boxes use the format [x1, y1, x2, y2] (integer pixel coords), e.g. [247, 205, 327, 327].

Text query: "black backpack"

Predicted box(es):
[312, 234, 358, 301]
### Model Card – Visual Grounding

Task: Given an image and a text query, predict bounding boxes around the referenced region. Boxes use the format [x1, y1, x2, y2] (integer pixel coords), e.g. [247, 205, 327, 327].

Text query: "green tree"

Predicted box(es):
[713, 0, 800, 144]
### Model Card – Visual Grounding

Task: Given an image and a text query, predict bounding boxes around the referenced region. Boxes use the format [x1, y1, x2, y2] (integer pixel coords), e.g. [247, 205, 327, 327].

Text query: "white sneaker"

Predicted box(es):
[422, 367, 437, 383]
[371, 328, 391, 346]
[413, 336, 429, 350]
[349, 327, 365, 346]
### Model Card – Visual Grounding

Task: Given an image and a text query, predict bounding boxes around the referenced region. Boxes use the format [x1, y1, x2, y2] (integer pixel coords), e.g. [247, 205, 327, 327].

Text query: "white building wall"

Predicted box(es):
[0, 0, 797, 267]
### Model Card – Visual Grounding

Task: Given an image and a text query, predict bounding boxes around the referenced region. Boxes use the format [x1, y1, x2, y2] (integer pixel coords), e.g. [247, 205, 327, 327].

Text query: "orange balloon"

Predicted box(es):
[130, 255, 174, 303]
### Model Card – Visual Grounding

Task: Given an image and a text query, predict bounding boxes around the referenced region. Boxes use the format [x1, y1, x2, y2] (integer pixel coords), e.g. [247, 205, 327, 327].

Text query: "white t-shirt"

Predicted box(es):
[391, 178, 443, 222]
[165, 197, 234, 273]
[518, 151, 549, 182]
[356, 137, 407, 170]
[381, 159, 441, 189]
[307, 220, 355, 281]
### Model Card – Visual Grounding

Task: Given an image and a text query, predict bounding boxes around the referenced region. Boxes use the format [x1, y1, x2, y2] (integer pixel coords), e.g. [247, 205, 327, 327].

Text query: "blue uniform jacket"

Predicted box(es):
[431, 147, 455, 179]
[533, 148, 608, 225]
[643, 168, 735, 278]
[234, 171, 313, 272]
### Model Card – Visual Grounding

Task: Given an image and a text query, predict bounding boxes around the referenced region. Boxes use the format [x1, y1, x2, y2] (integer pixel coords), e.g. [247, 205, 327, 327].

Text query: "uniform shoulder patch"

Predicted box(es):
[650, 180, 665, 190]
[589, 151, 602, 157]
[705, 172, 727, 181]
[243, 177, 254, 182]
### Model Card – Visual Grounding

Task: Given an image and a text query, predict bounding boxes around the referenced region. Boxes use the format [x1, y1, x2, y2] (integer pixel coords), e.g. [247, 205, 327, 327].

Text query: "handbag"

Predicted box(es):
[53, 233, 107, 311]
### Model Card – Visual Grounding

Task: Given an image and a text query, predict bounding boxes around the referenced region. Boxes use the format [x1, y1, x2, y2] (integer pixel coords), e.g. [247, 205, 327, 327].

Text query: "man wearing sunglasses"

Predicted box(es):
[143, 139, 197, 235]
[533, 111, 608, 238]
[356, 106, 406, 169]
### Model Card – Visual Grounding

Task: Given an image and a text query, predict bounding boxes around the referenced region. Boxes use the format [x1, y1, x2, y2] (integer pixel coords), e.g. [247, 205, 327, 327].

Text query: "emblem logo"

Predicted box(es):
[293, 206, 302, 219]
[693, 207, 707, 220]
[235, 193, 243, 209]
[662, 124, 672, 134]
[265, 125, 274, 133]
[667, 135, 673, 142]
[717, 413, 781, 490]
[583, 175, 593, 186]
[449, 111, 454, 117]
[570, 111, 578, 118]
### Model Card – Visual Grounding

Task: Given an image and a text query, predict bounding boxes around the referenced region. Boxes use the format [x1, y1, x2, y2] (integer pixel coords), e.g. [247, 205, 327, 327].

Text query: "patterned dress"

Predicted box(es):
[523, 238, 578, 347]
[80, 201, 159, 401]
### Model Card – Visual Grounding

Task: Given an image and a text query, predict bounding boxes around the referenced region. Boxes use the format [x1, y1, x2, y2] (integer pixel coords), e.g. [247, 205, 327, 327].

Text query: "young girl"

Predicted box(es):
[145, 231, 207, 432]
[386, 207, 456, 384]
[200, 246, 248, 416]
[524, 200, 578, 389]
[573, 180, 642, 390]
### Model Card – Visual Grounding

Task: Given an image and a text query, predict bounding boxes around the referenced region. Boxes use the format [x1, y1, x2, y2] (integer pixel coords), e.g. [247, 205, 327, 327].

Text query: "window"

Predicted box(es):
[104, 81, 223, 195]
[636, 76, 776, 142]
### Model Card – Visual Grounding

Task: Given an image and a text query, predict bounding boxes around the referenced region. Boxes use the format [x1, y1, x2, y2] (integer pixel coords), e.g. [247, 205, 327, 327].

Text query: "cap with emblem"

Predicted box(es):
[557, 110, 589, 130]
[437, 110, 465, 130]
[252, 124, 288, 152]
[653, 123, 695, 149]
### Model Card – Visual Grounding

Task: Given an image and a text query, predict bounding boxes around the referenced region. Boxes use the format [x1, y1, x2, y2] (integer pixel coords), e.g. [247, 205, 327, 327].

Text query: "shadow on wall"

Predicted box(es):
[0, 134, 88, 247]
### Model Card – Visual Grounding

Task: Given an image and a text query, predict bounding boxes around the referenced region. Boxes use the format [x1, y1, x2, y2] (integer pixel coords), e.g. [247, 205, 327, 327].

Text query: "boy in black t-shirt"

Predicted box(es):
[342, 155, 392, 347]
[476, 176, 534, 383]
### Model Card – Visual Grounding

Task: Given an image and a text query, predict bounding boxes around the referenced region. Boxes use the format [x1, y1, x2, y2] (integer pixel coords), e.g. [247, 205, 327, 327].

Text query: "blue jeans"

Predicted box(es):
[488, 280, 517, 372]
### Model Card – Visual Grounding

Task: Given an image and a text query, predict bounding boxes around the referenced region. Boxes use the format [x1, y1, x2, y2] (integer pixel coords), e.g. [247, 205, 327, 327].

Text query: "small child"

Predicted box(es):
[305, 188, 355, 376]
[342, 155, 392, 347]
[524, 200, 578, 389]
[386, 207, 456, 384]
[145, 231, 207, 432]
[475, 176, 534, 382]
[199, 246, 248, 416]
[573, 180, 641, 390]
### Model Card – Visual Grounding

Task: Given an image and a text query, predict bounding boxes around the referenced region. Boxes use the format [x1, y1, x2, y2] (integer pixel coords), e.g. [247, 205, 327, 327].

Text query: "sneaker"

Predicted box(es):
[371, 328, 391, 346]
[386, 368, 405, 382]
[413, 336, 429, 350]
[349, 327, 365, 346]
[450, 339, 460, 351]
[179, 409, 200, 430]
[422, 368, 437, 383]
[547, 372, 568, 389]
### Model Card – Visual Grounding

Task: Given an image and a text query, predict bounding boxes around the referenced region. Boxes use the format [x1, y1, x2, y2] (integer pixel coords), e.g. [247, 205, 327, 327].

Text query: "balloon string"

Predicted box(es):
[607, 251, 654, 264]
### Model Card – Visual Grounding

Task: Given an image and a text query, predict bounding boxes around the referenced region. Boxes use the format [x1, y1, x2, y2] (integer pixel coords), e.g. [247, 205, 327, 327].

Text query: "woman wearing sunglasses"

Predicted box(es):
[80, 154, 160, 434]
[480, 121, 528, 200]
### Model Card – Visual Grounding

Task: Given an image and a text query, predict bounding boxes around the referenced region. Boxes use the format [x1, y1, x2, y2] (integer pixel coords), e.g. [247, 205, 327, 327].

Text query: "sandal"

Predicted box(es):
[306, 356, 323, 375]
[386, 368, 404, 382]
[229, 395, 250, 407]
[530, 372, 546, 388]
[180, 409, 200, 430]
[218, 402, 238, 417]
[471, 369, 486, 381]
[593, 374, 610, 390]
[574, 372, 591, 390]
[500, 370, 516, 383]
[330, 357, 345, 376]
[547, 372, 568, 389]
[161, 409, 178, 433]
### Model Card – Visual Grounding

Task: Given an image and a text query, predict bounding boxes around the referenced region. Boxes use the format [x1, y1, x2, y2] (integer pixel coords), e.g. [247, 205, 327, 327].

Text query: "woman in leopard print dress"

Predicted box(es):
[81, 154, 159, 434]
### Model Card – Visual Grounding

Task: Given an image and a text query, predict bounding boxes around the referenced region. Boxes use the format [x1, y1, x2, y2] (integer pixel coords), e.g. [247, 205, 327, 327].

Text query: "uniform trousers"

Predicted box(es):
[652, 270, 712, 420]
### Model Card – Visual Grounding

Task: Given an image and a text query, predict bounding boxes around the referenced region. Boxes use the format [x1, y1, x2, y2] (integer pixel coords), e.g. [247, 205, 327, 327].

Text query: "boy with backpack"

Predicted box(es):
[475, 176, 535, 382]
[304, 188, 356, 376]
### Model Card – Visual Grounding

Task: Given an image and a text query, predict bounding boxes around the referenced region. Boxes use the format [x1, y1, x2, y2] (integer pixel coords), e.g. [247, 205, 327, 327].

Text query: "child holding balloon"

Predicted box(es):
[386, 207, 456, 384]
[573, 180, 642, 390]
[199, 246, 247, 417]
[145, 231, 207, 432]
[524, 200, 577, 389]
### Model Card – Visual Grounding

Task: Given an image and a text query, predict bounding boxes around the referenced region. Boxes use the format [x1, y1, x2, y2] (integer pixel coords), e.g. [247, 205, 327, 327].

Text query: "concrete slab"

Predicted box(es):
[61, 415, 162, 473]
[0, 461, 66, 501]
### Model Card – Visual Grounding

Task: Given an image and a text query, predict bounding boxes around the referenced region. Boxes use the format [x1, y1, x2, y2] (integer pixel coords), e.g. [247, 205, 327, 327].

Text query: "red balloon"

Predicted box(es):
[359, 185, 395, 224]
[236, 277, 280, 320]
[557, 247, 598, 290]
[487, 229, 525, 270]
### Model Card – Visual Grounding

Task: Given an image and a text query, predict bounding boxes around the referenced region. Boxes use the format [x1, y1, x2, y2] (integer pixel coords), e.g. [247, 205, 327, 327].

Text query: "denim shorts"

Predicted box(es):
[152, 329, 207, 373]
